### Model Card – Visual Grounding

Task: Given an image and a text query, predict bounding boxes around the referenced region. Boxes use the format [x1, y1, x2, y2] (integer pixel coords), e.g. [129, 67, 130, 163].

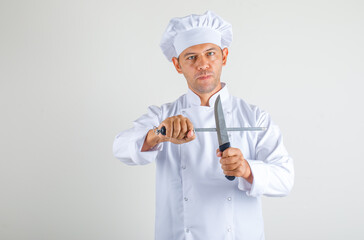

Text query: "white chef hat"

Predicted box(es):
[160, 10, 233, 62]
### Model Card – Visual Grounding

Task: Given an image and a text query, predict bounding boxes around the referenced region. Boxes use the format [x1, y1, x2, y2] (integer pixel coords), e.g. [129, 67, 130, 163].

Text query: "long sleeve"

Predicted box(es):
[113, 105, 163, 165]
[238, 111, 294, 197]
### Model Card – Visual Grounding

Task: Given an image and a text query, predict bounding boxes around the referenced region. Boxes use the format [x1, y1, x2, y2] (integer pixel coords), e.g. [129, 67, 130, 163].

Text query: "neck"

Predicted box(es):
[189, 83, 222, 106]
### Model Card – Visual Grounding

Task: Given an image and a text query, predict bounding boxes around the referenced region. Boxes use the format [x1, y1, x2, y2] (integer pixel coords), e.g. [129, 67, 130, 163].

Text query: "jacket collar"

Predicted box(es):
[185, 82, 231, 110]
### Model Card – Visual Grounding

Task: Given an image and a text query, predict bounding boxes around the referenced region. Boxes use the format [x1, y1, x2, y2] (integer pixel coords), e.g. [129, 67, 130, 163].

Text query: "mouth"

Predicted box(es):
[196, 75, 212, 80]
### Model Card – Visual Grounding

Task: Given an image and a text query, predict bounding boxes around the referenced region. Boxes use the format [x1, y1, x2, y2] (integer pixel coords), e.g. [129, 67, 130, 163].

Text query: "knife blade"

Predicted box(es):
[214, 95, 235, 181]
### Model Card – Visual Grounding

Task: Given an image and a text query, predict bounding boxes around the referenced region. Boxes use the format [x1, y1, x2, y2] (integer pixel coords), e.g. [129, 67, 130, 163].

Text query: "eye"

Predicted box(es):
[187, 55, 195, 60]
[207, 51, 215, 56]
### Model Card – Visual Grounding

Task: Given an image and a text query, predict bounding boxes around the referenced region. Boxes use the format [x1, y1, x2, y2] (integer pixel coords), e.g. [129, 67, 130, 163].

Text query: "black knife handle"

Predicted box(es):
[219, 142, 235, 181]
[219, 142, 230, 152]
[160, 126, 167, 135]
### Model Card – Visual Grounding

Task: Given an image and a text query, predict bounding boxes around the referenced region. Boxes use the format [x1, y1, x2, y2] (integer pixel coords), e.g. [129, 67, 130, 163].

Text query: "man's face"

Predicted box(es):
[172, 43, 228, 95]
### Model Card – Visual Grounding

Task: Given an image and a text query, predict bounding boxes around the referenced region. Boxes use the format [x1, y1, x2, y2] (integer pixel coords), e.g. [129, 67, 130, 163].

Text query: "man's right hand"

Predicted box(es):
[141, 115, 196, 151]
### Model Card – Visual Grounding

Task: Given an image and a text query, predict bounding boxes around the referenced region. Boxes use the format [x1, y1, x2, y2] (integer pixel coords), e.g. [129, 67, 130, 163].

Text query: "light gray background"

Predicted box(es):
[1, 0, 363, 239]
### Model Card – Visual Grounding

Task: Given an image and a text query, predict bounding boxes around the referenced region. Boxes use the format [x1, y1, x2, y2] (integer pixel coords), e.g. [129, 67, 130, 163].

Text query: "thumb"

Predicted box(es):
[186, 130, 195, 139]
[216, 149, 222, 157]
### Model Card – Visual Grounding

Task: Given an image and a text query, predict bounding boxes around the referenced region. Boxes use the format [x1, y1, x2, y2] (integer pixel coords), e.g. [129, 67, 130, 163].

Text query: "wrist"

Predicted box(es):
[245, 172, 253, 184]
[142, 129, 161, 151]
[148, 129, 161, 145]
[243, 160, 253, 184]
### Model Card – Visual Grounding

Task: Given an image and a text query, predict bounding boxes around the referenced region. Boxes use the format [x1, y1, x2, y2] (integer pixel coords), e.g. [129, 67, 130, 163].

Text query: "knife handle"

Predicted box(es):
[159, 126, 192, 136]
[160, 126, 167, 136]
[219, 142, 236, 181]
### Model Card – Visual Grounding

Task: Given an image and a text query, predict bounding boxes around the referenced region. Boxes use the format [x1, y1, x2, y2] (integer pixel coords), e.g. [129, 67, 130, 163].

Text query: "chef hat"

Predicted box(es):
[160, 10, 233, 62]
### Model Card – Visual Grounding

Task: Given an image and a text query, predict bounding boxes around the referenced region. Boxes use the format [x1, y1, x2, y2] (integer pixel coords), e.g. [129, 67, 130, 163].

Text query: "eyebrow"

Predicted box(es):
[183, 47, 218, 58]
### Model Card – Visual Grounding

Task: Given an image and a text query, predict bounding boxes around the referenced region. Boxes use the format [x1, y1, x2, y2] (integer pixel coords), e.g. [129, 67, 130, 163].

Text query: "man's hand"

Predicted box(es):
[216, 147, 253, 184]
[142, 115, 195, 151]
[159, 115, 195, 144]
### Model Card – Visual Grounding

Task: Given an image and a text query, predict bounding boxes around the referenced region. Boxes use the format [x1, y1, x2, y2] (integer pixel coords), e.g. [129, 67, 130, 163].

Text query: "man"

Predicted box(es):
[113, 10, 294, 240]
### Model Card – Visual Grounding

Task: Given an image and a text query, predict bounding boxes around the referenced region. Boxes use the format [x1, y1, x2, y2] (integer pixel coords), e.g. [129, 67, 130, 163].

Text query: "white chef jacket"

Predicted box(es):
[113, 83, 294, 240]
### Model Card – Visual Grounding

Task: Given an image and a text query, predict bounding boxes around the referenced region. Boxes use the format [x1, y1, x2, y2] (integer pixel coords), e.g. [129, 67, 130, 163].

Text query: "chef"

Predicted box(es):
[113, 10, 294, 240]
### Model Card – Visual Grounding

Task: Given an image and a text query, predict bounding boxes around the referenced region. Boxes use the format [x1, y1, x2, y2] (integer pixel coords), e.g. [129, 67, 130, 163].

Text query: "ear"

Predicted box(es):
[222, 48, 229, 66]
[172, 57, 183, 74]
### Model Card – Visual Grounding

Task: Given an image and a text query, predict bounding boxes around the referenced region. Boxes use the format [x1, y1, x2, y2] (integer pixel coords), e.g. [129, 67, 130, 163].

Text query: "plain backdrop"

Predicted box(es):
[1, 0, 363, 239]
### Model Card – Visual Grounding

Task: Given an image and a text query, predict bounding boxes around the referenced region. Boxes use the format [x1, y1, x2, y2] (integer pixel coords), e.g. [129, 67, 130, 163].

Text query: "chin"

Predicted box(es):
[195, 85, 218, 94]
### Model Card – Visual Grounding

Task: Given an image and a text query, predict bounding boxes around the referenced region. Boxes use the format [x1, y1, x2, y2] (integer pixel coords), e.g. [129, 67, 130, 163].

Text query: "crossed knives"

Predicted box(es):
[155, 95, 266, 181]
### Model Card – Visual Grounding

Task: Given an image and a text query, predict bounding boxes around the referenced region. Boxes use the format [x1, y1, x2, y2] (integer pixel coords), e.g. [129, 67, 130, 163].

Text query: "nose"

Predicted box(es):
[196, 56, 209, 70]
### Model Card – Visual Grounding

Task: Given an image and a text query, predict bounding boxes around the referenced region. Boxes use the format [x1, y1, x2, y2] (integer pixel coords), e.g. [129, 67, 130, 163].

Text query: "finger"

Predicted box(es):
[216, 149, 222, 157]
[222, 147, 243, 158]
[185, 118, 195, 141]
[221, 147, 235, 157]
[186, 129, 195, 140]
[220, 156, 240, 165]
[224, 164, 247, 178]
[221, 161, 242, 171]
[223, 170, 238, 177]
[172, 118, 181, 139]
[186, 118, 194, 133]
[177, 119, 188, 139]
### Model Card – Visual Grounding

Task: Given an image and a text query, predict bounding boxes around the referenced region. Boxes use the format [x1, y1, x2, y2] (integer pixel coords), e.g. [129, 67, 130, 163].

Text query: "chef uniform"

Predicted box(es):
[113, 11, 294, 240]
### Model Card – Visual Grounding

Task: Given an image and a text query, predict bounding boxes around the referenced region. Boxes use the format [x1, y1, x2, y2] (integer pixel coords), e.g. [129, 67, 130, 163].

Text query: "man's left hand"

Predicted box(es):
[216, 147, 253, 184]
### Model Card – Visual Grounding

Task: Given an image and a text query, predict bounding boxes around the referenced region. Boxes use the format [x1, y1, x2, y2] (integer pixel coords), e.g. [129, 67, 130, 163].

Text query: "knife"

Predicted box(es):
[214, 95, 235, 181]
[156, 96, 266, 181]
